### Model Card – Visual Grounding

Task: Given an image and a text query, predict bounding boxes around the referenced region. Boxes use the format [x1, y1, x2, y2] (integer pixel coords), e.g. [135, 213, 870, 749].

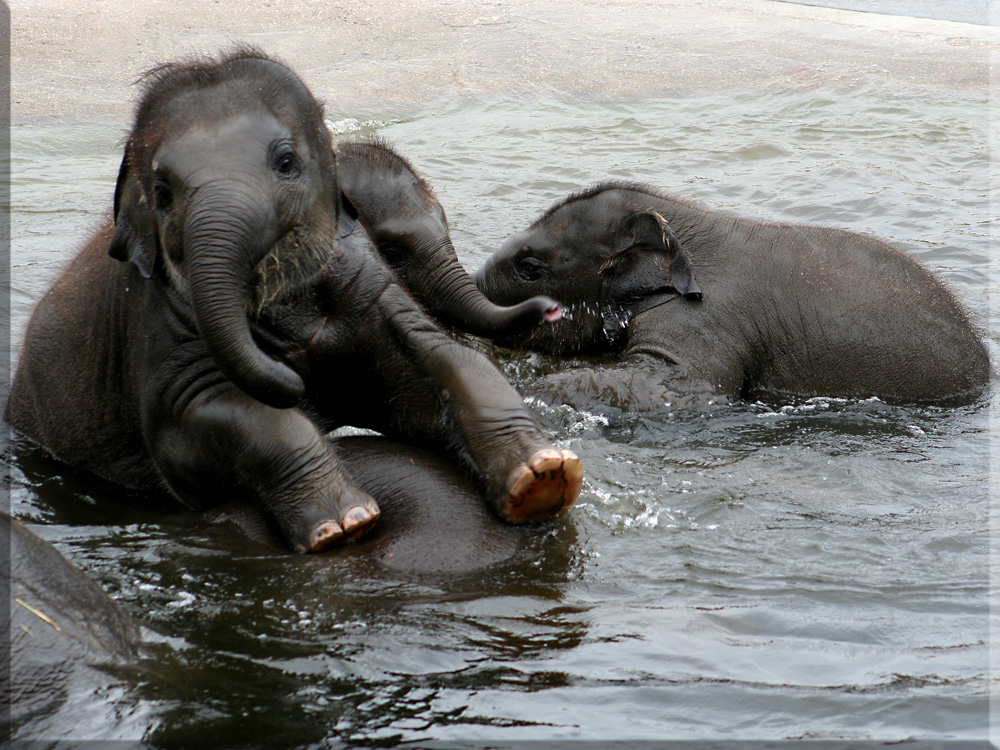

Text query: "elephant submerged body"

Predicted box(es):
[3, 512, 142, 734]
[475, 182, 990, 412]
[7, 49, 582, 553]
[212, 436, 534, 574]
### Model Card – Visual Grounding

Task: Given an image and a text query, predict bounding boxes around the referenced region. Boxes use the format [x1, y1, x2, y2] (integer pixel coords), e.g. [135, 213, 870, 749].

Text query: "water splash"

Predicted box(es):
[326, 117, 394, 136]
[752, 395, 883, 417]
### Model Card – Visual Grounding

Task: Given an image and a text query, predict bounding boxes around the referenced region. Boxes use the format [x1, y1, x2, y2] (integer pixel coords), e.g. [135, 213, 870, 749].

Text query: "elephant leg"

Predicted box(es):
[360, 288, 583, 523]
[205, 436, 531, 572]
[146, 386, 379, 552]
[420, 341, 583, 522]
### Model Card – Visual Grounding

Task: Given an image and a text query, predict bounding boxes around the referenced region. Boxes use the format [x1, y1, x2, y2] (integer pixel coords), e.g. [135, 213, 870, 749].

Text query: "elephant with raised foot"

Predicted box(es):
[6, 49, 582, 553]
[474, 181, 990, 412]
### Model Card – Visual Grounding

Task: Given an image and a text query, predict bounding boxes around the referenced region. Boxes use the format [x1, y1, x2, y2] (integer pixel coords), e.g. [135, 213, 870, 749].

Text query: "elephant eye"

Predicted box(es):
[515, 255, 548, 282]
[270, 142, 302, 180]
[379, 244, 408, 269]
[153, 174, 173, 213]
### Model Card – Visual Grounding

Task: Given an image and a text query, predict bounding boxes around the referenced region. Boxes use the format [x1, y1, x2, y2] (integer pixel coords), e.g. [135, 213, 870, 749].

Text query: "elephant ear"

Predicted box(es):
[108, 146, 159, 279]
[337, 190, 358, 239]
[600, 210, 702, 309]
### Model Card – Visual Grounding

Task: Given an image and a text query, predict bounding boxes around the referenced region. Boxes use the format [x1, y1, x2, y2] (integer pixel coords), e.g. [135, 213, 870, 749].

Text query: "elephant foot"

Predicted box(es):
[295, 494, 381, 553]
[307, 506, 380, 551]
[497, 448, 583, 523]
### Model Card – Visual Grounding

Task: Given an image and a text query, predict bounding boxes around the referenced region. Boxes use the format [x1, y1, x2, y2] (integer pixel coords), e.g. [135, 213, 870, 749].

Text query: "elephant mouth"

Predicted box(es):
[249, 225, 331, 314]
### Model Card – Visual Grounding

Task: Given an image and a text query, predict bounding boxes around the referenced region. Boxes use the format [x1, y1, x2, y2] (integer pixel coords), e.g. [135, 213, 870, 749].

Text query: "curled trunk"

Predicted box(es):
[420, 244, 562, 338]
[185, 186, 305, 408]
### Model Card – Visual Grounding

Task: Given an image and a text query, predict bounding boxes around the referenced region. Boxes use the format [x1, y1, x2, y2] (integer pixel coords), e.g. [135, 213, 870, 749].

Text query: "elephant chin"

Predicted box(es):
[251, 228, 333, 314]
[470, 264, 489, 295]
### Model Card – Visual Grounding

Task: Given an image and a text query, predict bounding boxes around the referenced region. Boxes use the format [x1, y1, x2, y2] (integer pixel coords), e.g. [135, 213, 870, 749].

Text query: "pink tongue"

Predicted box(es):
[543, 305, 563, 322]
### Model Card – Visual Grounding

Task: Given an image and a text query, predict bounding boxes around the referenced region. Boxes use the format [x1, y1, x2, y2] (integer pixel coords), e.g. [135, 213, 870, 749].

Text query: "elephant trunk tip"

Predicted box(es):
[518, 295, 562, 328]
[542, 301, 562, 323]
[480, 296, 564, 337]
[462, 264, 560, 335]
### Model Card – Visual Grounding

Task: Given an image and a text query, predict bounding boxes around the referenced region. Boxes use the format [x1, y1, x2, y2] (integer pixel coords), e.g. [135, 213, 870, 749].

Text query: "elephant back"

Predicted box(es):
[335, 436, 526, 574]
[3, 513, 142, 730]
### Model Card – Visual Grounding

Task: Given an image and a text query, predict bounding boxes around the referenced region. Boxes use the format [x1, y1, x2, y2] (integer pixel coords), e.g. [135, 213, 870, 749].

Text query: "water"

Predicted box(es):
[775, 0, 995, 26]
[7, 84, 996, 745]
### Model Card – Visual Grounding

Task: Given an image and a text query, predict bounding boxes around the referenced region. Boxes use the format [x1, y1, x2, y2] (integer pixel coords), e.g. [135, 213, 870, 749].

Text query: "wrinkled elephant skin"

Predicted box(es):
[337, 139, 562, 338]
[6, 49, 582, 553]
[475, 181, 990, 411]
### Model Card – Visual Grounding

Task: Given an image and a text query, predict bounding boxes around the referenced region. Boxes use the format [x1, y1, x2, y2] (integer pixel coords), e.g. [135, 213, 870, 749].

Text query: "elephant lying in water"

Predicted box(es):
[3, 511, 142, 735]
[6, 48, 582, 554]
[210, 436, 537, 573]
[474, 181, 990, 412]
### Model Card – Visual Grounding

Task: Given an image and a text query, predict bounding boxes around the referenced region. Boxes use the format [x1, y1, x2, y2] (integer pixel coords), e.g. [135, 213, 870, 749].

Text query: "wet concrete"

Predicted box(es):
[10, 0, 998, 123]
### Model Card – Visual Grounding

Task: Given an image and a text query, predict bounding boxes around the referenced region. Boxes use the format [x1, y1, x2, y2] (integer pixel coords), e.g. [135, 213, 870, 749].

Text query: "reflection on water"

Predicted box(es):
[7, 84, 994, 744]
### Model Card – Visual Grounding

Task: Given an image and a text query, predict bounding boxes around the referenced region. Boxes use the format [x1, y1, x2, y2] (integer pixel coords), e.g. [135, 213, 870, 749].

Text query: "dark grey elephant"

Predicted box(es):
[336, 138, 562, 337]
[474, 181, 990, 411]
[211, 435, 537, 574]
[6, 49, 582, 554]
[3, 512, 142, 735]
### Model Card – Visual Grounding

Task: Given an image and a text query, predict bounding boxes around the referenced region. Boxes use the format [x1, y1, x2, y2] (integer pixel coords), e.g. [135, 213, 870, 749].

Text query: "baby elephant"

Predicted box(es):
[474, 181, 990, 411]
[336, 137, 562, 338]
[7, 49, 582, 553]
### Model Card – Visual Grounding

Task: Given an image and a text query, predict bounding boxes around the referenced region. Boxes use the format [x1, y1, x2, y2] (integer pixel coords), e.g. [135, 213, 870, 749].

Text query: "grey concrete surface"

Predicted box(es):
[9, 0, 999, 123]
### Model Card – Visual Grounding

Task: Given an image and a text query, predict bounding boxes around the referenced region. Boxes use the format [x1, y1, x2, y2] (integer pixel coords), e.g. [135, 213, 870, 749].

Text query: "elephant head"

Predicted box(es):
[108, 48, 356, 408]
[336, 139, 562, 338]
[474, 182, 702, 354]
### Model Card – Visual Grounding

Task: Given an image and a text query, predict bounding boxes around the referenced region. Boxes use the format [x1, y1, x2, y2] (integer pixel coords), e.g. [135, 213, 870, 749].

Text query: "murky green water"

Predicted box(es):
[8, 83, 996, 745]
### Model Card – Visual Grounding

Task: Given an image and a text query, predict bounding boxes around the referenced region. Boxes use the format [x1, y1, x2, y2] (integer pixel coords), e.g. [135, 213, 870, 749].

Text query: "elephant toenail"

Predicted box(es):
[341, 506, 379, 540]
[308, 521, 344, 552]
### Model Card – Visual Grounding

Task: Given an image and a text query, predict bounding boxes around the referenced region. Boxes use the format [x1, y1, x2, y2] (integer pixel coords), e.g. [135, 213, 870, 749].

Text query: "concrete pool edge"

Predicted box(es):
[10, 0, 999, 124]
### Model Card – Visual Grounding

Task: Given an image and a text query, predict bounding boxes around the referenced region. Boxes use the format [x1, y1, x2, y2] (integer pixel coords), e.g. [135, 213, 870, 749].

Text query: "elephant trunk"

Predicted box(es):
[185, 185, 306, 409]
[422, 242, 561, 338]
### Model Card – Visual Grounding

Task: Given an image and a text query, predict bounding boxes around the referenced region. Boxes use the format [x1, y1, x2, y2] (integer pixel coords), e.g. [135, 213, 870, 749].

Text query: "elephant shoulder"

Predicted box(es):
[9, 220, 158, 480]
